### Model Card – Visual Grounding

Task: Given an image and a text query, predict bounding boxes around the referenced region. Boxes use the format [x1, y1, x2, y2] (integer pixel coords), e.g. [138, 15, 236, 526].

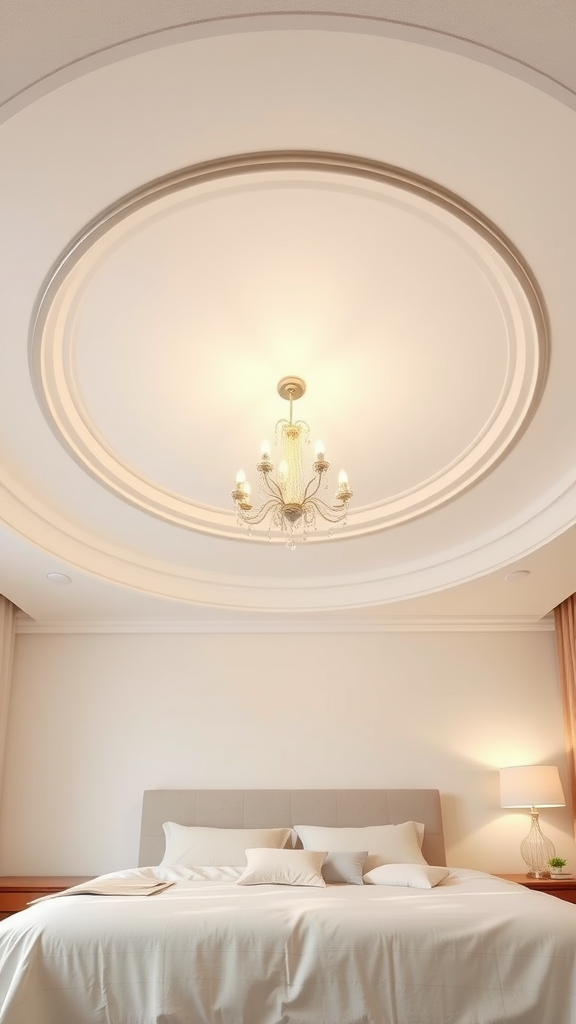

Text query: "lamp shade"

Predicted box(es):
[500, 765, 565, 808]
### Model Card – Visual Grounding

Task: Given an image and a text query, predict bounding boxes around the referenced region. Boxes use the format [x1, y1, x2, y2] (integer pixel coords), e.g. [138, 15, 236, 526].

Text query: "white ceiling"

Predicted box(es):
[1, 2, 575, 628]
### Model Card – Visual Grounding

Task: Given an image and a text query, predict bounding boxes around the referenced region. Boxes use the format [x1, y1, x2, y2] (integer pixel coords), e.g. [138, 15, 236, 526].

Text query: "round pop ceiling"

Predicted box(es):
[31, 151, 546, 543]
[1, 19, 574, 620]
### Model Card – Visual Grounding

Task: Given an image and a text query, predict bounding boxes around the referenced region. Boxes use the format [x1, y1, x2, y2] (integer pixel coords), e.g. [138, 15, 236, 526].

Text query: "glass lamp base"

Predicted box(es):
[520, 810, 555, 877]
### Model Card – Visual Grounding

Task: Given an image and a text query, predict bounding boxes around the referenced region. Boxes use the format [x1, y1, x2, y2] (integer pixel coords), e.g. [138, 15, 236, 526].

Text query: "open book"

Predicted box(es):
[29, 877, 174, 904]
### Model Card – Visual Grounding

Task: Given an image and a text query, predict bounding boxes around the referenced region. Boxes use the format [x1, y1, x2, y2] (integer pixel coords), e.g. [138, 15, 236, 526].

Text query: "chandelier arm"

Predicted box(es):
[260, 475, 285, 502]
[237, 499, 282, 525]
[302, 474, 323, 502]
[305, 496, 349, 523]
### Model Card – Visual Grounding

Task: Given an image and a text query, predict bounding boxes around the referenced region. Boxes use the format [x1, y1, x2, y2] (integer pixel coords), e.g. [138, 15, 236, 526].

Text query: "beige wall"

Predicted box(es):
[0, 629, 573, 876]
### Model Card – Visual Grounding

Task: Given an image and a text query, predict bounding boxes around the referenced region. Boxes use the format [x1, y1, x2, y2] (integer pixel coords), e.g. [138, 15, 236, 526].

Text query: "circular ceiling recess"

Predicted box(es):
[30, 151, 547, 543]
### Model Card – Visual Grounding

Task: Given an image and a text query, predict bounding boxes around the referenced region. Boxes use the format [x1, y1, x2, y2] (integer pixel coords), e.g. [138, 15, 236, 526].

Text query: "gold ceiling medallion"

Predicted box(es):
[232, 377, 353, 547]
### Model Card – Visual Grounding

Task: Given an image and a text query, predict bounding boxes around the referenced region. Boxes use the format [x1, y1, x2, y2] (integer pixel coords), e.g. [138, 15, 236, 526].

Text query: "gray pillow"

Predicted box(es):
[322, 850, 368, 885]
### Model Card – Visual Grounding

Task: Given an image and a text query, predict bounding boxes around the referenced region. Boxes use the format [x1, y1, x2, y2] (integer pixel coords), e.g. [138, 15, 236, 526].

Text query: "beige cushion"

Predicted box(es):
[237, 848, 327, 887]
[160, 823, 293, 867]
[363, 863, 450, 888]
[295, 821, 427, 872]
[322, 851, 368, 885]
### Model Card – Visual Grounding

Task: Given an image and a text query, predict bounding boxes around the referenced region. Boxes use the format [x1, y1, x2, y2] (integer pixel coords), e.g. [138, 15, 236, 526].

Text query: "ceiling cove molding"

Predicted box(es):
[15, 615, 554, 635]
[2, 11, 574, 123]
[30, 150, 549, 545]
[2, 464, 576, 612]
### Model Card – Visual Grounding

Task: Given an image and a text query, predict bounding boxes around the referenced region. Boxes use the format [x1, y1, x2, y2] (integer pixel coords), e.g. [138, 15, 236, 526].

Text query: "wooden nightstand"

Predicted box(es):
[497, 873, 576, 904]
[0, 876, 92, 919]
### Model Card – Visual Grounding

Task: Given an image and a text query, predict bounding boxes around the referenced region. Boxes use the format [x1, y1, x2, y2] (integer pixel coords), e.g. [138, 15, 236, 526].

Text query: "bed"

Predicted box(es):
[1, 788, 576, 1024]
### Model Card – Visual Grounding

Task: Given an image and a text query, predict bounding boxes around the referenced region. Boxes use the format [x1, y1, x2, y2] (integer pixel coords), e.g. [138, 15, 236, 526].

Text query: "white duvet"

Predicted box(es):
[0, 866, 575, 1024]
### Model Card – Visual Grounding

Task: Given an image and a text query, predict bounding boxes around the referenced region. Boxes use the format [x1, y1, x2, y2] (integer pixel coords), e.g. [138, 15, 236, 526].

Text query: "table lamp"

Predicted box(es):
[500, 764, 565, 878]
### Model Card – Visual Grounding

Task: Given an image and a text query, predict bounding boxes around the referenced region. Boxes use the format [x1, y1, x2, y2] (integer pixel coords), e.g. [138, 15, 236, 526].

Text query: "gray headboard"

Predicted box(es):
[139, 789, 446, 867]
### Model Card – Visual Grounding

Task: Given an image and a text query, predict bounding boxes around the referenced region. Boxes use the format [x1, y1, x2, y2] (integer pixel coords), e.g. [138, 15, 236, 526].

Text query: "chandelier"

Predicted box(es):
[232, 377, 353, 545]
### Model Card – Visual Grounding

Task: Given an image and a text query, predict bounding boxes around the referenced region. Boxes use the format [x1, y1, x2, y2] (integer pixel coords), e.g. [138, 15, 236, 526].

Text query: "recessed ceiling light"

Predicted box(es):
[504, 569, 531, 582]
[46, 572, 72, 585]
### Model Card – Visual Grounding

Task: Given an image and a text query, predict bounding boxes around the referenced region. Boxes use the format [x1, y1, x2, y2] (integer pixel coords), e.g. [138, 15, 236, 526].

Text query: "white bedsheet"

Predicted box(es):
[0, 866, 575, 1024]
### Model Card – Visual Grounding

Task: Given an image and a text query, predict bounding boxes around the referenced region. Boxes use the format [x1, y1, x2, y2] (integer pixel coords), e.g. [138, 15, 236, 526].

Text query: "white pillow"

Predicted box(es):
[237, 848, 327, 887]
[413, 822, 425, 849]
[363, 863, 450, 888]
[295, 822, 427, 873]
[322, 851, 367, 885]
[160, 823, 293, 867]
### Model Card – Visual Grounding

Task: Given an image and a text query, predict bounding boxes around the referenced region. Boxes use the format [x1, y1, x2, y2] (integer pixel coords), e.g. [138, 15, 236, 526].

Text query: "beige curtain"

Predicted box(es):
[0, 595, 17, 800]
[554, 595, 576, 841]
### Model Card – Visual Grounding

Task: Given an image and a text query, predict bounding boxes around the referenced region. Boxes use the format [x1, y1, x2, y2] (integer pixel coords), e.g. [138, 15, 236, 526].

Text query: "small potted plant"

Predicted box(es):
[548, 856, 568, 878]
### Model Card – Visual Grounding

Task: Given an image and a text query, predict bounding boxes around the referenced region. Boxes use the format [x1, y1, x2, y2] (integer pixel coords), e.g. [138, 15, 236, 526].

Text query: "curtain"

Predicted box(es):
[553, 595, 576, 841]
[0, 595, 17, 801]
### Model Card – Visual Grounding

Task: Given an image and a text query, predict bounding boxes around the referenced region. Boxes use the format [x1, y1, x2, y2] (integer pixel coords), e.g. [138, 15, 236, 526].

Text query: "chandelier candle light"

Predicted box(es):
[232, 377, 353, 546]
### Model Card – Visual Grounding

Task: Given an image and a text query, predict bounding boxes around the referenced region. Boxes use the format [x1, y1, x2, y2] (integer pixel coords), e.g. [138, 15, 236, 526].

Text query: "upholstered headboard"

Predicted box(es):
[139, 789, 446, 867]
